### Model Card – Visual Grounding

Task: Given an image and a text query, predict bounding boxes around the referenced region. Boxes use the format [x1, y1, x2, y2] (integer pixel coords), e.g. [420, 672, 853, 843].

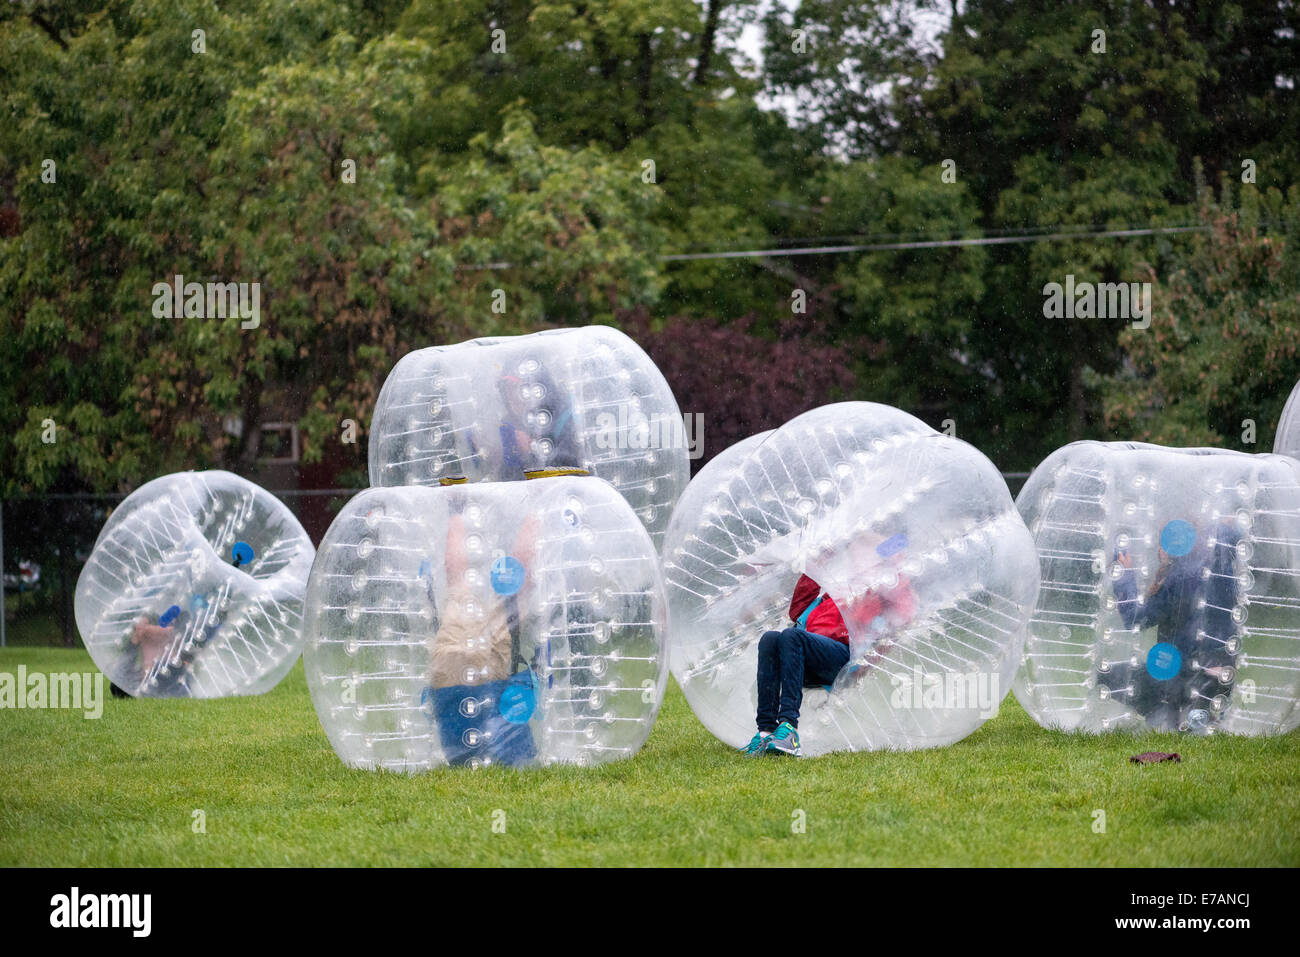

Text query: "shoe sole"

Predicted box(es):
[764, 744, 801, 757]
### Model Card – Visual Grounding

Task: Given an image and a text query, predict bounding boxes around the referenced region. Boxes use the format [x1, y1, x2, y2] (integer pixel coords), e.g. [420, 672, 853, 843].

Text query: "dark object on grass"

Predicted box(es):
[1130, 751, 1181, 765]
[110, 682, 131, 699]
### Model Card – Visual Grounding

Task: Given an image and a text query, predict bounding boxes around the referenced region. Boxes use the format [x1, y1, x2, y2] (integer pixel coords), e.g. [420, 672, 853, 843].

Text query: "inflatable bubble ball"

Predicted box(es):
[1277, 379, 1300, 459]
[661, 404, 1040, 756]
[303, 477, 668, 771]
[1013, 442, 1300, 735]
[75, 471, 315, 698]
[368, 325, 690, 548]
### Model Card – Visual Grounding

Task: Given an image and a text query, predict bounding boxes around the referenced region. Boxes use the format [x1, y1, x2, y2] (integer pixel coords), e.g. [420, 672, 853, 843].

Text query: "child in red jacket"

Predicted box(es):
[743, 574, 850, 757]
[745, 572, 913, 757]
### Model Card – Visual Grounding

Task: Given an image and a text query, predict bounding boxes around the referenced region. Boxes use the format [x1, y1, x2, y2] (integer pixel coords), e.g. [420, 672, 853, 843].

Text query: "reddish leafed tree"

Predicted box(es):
[622, 302, 861, 470]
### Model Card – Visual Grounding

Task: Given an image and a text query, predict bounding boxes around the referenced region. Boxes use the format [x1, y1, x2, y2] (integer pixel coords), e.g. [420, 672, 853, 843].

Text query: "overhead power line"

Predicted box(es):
[464, 224, 1210, 270]
[659, 226, 1210, 262]
[683, 219, 1208, 251]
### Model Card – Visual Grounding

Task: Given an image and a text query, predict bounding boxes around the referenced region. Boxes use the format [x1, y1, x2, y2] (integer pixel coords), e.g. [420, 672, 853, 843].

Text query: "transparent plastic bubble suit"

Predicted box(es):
[74, 471, 315, 698]
[1013, 442, 1300, 735]
[303, 477, 668, 771]
[368, 325, 689, 547]
[1276, 378, 1300, 459]
[662, 404, 1039, 755]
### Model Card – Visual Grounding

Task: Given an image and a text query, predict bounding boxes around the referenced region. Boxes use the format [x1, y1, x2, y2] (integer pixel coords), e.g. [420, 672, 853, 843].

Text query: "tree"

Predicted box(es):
[394, 0, 797, 324]
[815, 154, 988, 424]
[0, 3, 665, 494]
[894, 0, 1209, 466]
[761, 0, 942, 157]
[1093, 178, 1300, 449]
[623, 301, 857, 468]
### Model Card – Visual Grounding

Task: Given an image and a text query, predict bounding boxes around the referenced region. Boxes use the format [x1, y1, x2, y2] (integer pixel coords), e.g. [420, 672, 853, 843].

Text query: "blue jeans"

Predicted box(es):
[756, 628, 850, 731]
[425, 678, 537, 767]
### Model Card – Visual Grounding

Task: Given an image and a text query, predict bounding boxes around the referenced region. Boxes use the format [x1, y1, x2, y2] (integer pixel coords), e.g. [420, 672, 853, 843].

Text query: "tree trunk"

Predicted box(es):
[693, 0, 724, 85]
[232, 381, 263, 469]
[1068, 341, 1087, 440]
[636, 32, 653, 134]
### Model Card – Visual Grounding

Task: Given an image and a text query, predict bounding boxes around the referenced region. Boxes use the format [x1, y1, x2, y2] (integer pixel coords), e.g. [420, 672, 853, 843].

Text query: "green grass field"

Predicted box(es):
[1, 646, 1298, 866]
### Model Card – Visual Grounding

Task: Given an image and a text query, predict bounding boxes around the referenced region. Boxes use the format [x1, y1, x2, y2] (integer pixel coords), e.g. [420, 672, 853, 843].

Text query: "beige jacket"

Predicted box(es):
[428, 583, 512, 687]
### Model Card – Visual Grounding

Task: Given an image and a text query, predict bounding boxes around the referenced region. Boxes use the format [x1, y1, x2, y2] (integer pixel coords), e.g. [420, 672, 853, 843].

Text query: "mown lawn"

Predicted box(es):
[1, 647, 1297, 866]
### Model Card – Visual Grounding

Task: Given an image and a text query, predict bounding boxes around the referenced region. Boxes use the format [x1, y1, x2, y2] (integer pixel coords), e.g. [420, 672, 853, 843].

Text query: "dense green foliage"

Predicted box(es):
[1095, 178, 1300, 447]
[1, 0, 1298, 494]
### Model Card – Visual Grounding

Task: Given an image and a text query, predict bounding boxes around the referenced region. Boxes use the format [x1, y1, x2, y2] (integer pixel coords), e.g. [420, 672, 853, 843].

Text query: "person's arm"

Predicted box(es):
[512, 514, 538, 559]
[882, 577, 916, 625]
[1209, 525, 1242, 607]
[1139, 570, 1175, 627]
[511, 514, 539, 598]
[500, 423, 522, 474]
[1114, 550, 1171, 630]
[445, 513, 467, 584]
[131, 619, 176, 673]
[1112, 551, 1142, 630]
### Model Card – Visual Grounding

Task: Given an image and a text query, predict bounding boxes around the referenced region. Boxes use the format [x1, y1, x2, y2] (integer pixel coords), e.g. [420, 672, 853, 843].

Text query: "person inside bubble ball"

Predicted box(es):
[743, 561, 914, 758]
[738, 527, 920, 759]
[113, 542, 252, 698]
[119, 598, 221, 697]
[129, 617, 181, 687]
[495, 366, 582, 478]
[1099, 520, 1241, 731]
[740, 573, 847, 758]
[422, 506, 542, 766]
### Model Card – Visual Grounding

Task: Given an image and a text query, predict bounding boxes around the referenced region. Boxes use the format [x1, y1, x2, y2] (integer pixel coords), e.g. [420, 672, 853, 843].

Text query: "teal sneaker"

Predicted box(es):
[765, 721, 801, 757]
[739, 731, 771, 756]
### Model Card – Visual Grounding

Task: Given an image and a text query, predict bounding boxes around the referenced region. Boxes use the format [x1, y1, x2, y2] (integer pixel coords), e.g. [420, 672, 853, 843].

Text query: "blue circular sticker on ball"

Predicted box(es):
[231, 541, 255, 566]
[1146, 642, 1182, 681]
[1160, 520, 1195, 557]
[491, 556, 526, 596]
[499, 677, 536, 724]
